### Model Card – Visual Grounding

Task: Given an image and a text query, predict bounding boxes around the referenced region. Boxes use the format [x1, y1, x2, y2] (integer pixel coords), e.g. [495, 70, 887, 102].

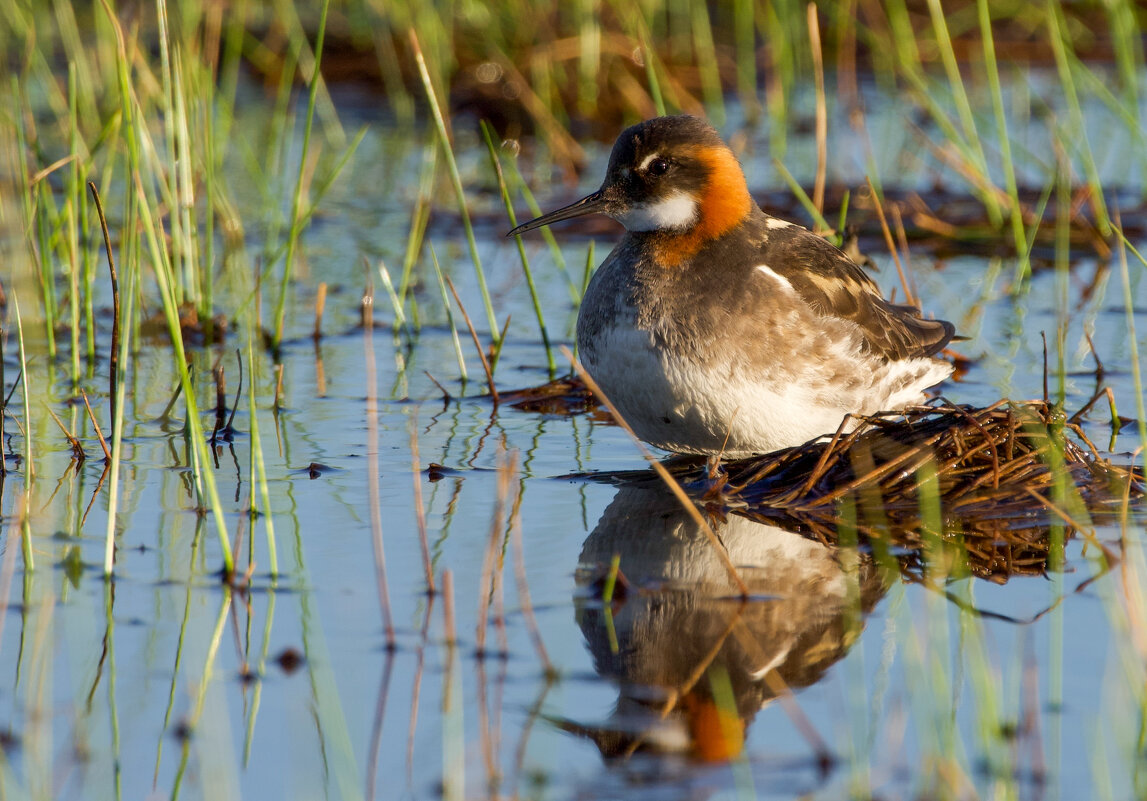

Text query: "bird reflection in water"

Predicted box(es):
[557, 482, 892, 764]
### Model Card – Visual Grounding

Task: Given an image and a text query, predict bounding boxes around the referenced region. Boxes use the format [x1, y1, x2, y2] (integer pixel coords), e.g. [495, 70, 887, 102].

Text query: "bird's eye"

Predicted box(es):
[647, 158, 670, 177]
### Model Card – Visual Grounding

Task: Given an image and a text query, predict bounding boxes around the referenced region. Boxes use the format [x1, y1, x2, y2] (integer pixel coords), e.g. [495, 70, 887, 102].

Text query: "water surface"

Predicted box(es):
[3, 72, 1147, 800]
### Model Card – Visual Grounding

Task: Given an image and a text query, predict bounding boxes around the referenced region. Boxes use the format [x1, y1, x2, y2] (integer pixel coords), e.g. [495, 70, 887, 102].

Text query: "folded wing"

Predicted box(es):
[762, 225, 955, 361]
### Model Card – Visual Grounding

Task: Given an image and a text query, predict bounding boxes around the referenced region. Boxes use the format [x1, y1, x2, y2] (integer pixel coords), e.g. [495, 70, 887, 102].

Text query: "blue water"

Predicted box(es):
[2, 70, 1147, 801]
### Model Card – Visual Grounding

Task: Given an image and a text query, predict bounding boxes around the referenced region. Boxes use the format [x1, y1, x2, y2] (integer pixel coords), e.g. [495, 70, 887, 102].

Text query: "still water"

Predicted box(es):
[4, 74, 1147, 800]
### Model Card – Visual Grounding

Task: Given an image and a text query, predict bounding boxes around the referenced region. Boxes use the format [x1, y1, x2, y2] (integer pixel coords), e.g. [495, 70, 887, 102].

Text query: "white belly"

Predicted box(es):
[583, 326, 837, 456]
[582, 322, 950, 457]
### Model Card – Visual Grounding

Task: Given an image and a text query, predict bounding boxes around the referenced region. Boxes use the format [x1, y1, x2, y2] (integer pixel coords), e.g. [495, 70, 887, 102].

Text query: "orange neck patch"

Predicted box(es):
[652, 145, 753, 269]
[682, 693, 746, 762]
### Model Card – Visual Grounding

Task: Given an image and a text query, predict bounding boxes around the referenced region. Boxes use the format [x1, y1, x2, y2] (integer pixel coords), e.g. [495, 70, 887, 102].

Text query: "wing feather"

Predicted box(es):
[761, 223, 955, 361]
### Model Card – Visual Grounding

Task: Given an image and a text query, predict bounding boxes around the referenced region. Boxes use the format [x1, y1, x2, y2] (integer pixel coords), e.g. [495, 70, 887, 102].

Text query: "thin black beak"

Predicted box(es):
[506, 189, 608, 237]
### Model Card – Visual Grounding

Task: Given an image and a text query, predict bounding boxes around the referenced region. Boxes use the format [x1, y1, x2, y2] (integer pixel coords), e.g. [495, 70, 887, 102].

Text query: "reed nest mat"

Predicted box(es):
[551, 397, 1145, 582]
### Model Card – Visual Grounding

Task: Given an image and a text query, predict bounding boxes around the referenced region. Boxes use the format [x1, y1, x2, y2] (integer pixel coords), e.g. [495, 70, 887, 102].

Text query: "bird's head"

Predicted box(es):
[508, 116, 754, 263]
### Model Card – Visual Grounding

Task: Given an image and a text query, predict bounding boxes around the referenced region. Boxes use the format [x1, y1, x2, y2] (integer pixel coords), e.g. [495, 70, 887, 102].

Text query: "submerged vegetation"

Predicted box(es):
[0, 0, 1145, 798]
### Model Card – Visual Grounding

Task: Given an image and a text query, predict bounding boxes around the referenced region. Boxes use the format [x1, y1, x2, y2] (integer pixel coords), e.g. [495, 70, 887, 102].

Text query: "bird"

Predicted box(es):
[507, 115, 955, 458]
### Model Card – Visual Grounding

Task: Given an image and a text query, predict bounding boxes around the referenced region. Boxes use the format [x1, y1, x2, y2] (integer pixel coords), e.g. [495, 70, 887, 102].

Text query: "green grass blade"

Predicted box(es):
[430, 245, 469, 384]
[502, 155, 579, 304]
[247, 335, 278, 577]
[272, 0, 331, 354]
[481, 121, 555, 376]
[12, 296, 33, 572]
[977, 0, 1028, 271]
[926, 0, 1000, 226]
[1115, 229, 1147, 449]
[409, 29, 499, 342]
[772, 158, 829, 231]
[1046, 0, 1111, 235]
[103, 247, 136, 576]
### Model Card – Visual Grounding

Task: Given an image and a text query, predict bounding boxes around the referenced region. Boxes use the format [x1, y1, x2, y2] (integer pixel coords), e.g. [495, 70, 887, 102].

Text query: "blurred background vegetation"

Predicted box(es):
[0, 0, 1142, 369]
[5, 0, 1143, 159]
[0, 6, 1145, 798]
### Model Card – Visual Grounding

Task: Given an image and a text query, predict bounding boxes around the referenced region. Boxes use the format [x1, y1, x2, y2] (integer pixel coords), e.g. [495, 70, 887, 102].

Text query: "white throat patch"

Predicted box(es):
[615, 192, 698, 232]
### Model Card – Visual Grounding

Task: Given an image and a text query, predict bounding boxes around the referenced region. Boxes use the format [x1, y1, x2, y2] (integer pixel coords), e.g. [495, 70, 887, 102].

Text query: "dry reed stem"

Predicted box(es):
[80, 389, 111, 461]
[313, 281, 327, 340]
[510, 477, 552, 673]
[365, 652, 395, 801]
[1069, 385, 1117, 426]
[225, 349, 242, 435]
[157, 373, 186, 422]
[210, 363, 227, 443]
[512, 679, 554, 791]
[807, 3, 827, 221]
[423, 371, 451, 402]
[562, 346, 749, 597]
[0, 494, 25, 647]
[45, 403, 85, 461]
[890, 202, 917, 301]
[791, 436, 938, 511]
[947, 403, 1000, 487]
[81, 464, 111, 527]
[408, 413, 435, 594]
[730, 618, 833, 763]
[794, 414, 854, 496]
[493, 532, 510, 658]
[313, 344, 326, 401]
[446, 276, 498, 405]
[31, 154, 78, 184]
[3, 370, 23, 410]
[476, 447, 515, 656]
[406, 596, 435, 781]
[363, 282, 396, 649]
[273, 364, 285, 410]
[1023, 487, 1091, 538]
[475, 658, 498, 789]
[442, 568, 457, 646]
[920, 136, 1012, 211]
[710, 408, 740, 476]
[865, 176, 917, 308]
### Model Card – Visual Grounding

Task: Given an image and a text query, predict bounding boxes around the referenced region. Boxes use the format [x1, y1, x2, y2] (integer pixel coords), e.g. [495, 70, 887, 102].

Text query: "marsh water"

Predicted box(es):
[5, 72, 1147, 801]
